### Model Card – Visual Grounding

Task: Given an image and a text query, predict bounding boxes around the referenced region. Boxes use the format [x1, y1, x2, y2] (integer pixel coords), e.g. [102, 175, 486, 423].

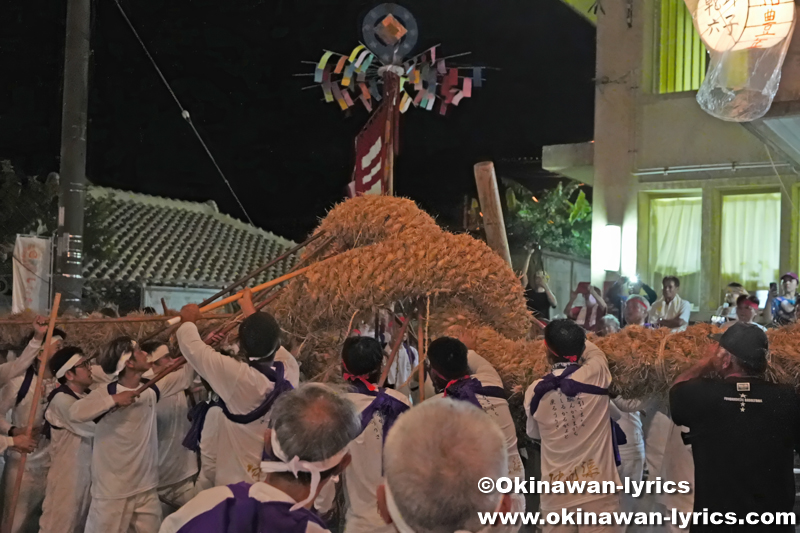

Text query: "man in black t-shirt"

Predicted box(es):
[670, 323, 800, 532]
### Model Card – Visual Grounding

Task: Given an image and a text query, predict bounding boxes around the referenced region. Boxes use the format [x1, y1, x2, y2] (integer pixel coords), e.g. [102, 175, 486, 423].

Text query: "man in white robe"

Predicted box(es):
[426, 336, 526, 528]
[338, 336, 410, 533]
[524, 319, 622, 533]
[175, 290, 299, 486]
[39, 346, 96, 533]
[0, 326, 67, 533]
[141, 342, 199, 514]
[160, 383, 361, 533]
[69, 336, 195, 533]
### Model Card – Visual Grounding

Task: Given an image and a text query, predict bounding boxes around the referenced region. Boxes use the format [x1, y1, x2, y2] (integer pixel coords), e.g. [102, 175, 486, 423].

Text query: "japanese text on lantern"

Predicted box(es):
[695, 0, 795, 52]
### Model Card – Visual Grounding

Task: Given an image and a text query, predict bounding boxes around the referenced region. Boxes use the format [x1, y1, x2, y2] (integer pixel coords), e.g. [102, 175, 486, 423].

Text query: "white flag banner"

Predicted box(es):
[12, 235, 52, 314]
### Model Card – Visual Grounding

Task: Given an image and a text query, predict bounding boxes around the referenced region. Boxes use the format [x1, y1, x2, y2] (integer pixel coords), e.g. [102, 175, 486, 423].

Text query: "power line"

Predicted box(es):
[112, 0, 255, 226]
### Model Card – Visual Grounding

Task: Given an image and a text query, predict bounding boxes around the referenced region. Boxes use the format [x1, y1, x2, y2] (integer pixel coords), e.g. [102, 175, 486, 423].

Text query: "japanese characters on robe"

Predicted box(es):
[39, 385, 96, 533]
[524, 342, 621, 511]
[176, 322, 300, 485]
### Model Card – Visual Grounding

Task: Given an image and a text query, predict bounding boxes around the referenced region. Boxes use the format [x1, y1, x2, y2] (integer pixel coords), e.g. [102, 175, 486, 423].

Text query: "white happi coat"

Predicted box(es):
[0, 361, 58, 533]
[343, 387, 410, 533]
[176, 323, 300, 486]
[432, 351, 526, 525]
[69, 365, 195, 501]
[195, 404, 222, 492]
[39, 387, 95, 533]
[155, 387, 199, 490]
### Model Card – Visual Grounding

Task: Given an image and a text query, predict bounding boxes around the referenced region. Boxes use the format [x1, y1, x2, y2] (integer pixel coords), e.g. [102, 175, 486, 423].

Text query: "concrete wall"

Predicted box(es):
[592, 0, 800, 317]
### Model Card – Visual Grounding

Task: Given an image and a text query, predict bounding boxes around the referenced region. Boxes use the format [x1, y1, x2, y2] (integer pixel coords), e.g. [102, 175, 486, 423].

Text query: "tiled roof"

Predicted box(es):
[83, 187, 297, 288]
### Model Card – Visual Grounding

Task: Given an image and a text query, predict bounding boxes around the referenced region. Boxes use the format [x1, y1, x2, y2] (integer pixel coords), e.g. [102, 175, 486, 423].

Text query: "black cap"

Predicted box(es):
[709, 323, 769, 368]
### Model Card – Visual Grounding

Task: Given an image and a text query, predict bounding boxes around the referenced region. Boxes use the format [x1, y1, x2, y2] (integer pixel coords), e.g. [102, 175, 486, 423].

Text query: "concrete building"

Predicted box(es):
[546, 0, 800, 319]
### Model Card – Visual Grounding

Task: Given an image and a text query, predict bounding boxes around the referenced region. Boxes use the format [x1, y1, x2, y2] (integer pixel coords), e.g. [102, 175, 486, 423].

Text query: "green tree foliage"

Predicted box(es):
[0, 161, 117, 275]
[503, 178, 591, 259]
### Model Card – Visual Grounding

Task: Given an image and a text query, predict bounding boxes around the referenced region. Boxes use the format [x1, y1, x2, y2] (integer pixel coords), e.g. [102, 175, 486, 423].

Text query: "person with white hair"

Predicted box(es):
[159, 383, 361, 533]
[426, 336, 525, 526]
[176, 289, 299, 486]
[596, 315, 620, 338]
[140, 341, 199, 515]
[377, 398, 512, 533]
[69, 336, 196, 533]
[339, 336, 410, 533]
[0, 322, 68, 533]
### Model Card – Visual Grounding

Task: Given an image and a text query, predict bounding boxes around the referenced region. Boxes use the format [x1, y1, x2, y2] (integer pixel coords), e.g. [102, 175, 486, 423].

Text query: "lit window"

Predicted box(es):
[721, 192, 781, 291]
[648, 197, 702, 306]
[657, 0, 708, 94]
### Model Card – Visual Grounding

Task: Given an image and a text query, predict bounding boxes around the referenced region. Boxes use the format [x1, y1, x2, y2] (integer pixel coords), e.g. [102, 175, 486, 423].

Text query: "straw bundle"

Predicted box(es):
[0, 310, 228, 360]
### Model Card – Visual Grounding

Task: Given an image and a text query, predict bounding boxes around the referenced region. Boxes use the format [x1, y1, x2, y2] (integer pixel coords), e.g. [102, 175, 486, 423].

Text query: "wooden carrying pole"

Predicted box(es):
[198, 231, 325, 308]
[378, 318, 411, 387]
[417, 305, 426, 401]
[166, 266, 312, 326]
[473, 161, 513, 267]
[4, 293, 61, 533]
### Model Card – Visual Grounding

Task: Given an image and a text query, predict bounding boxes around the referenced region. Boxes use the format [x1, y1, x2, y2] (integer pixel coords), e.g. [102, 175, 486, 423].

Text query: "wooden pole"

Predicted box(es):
[417, 304, 426, 402]
[4, 293, 61, 533]
[378, 318, 411, 387]
[0, 314, 233, 326]
[382, 73, 398, 196]
[473, 161, 513, 267]
[160, 298, 169, 315]
[165, 266, 312, 326]
[198, 231, 325, 308]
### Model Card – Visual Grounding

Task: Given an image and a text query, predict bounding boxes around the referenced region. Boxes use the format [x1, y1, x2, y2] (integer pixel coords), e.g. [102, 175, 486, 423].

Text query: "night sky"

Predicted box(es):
[1, 0, 595, 241]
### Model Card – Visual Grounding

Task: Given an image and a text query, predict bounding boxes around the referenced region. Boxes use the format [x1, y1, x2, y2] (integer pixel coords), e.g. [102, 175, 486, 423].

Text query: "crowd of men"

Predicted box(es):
[0, 276, 796, 533]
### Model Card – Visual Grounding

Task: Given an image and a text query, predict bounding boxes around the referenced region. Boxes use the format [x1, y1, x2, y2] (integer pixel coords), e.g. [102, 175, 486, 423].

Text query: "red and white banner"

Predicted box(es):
[12, 235, 52, 314]
[350, 101, 389, 197]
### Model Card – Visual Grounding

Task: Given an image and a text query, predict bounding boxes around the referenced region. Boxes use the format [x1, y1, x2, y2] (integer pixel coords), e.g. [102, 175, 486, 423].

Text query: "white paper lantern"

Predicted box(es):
[696, 0, 795, 52]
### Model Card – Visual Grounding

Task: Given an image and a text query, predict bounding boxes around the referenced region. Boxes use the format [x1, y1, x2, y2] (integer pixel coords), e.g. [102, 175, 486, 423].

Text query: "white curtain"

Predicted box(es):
[649, 198, 703, 306]
[649, 198, 702, 276]
[720, 192, 781, 290]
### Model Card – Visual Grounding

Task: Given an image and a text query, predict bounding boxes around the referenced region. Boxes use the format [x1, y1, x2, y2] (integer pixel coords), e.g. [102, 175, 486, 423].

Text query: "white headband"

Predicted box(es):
[383, 481, 499, 533]
[114, 351, 133, 377]
[55, 354, 84, 379]
[147, 345, 170, 363]
[260, 428, 347, 512]
[50, 335, 63, 346]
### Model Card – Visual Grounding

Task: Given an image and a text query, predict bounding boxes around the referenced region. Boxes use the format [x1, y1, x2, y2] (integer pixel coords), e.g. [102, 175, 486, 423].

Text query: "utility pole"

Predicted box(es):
[55, 0, 91, 310]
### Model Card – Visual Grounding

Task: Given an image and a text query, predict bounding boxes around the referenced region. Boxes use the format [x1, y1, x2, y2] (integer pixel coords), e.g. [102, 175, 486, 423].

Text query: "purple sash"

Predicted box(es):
[174, 482, 328, 533]
[444, 377, 508, 409]
[529, 364, 626, 465]
[15, 365, 36, 406]
[42, 384, 81, 439]
[182, 398, 222, 452]
[219, 361, 293, 425]
[95, 379, 160, 423]
[350, 381, 409, 442]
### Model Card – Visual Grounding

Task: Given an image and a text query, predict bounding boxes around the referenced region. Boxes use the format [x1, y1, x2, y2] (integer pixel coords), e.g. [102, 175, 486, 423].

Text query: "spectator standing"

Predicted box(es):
[670, 323, 800, 533]
[524, 270, 558, 321]
[721, 295, 766, 332]
[763, 272, 798, 326]
[715, 282, 747, 321]
[649, 276, 692, 333]
[564, 284, 608, 332]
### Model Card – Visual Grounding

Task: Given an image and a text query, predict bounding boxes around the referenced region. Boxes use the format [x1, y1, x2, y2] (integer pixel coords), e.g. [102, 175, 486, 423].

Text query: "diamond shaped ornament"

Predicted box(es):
[375, 14, 408, 46]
